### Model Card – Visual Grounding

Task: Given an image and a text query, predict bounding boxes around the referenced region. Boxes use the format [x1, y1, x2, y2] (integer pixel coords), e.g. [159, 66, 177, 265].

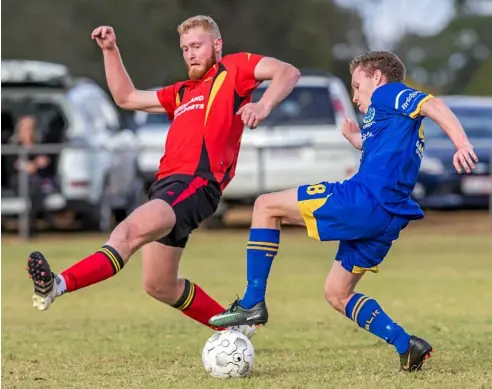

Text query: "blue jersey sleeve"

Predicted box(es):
[372, 82, 433, 119]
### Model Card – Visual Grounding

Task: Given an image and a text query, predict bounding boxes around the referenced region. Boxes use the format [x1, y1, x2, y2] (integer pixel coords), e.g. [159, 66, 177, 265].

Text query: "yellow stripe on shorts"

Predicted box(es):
[297, 196, 330, 240]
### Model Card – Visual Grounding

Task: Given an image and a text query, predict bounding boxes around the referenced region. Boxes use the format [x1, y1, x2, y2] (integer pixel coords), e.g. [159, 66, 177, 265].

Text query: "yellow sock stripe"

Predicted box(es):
[350, 295, 368, 322]
[177, 282, 196, 311]
[246, 245, 279, 253]
[354, 297, 371, 324]
[100, 248, 120, 273]
[247, 241, 279, 247]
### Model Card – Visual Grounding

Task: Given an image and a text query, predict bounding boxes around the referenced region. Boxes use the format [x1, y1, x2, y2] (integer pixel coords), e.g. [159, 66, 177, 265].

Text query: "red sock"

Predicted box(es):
[173, 280, 226, 330]
[61, 245, 125, 292]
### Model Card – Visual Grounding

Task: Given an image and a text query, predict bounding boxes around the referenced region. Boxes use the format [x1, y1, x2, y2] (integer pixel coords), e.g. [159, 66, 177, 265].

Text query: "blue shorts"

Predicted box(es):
[297, 180, 409, 274]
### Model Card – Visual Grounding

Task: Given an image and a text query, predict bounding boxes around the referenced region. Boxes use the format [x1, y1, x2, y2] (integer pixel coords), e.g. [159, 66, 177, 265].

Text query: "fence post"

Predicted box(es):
[490, 148, 492, 230]
[257, 146, 266, 194]
[18, 146, 31, 239]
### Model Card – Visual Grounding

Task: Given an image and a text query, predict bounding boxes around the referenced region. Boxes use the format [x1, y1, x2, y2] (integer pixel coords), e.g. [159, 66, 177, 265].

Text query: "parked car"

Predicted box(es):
[412, 95, 492, 209]
[1, 59, 143, 231]
[218, 71, 360, 223]
[132, 93, 171, 191]
[132, 71, 360, 226]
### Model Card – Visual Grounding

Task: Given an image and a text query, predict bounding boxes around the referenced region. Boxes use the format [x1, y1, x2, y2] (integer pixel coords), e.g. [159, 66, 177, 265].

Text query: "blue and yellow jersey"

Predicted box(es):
[352, 82, 433, 219]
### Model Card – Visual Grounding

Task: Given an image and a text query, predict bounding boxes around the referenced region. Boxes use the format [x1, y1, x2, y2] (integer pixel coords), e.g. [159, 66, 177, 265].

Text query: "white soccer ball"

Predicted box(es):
[202, 330, 254, 378]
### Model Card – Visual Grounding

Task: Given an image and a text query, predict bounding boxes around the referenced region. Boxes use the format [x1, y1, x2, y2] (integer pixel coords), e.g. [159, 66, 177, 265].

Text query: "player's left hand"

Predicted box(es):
[453, 143, 478, 174]
[237, 102, 271, 129]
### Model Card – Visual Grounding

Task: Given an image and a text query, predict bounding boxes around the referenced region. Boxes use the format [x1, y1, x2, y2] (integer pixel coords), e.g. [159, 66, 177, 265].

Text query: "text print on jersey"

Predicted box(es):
[174, 95, 205, 119]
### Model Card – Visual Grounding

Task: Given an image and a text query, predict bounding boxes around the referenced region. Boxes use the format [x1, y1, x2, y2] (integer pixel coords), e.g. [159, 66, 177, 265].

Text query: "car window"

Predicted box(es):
[34, 102, 68, 143]
[252, 86, 336, 126]
[145, 113, 171, 125]
[1, 99, 68, 143]
[92, 91, 121, 132]
[83, 97, 116, 134]
[423, 105, 492, 139]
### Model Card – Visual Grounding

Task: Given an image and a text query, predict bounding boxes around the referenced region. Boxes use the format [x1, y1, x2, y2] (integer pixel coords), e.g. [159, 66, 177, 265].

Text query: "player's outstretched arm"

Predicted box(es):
[253, 57, 300, 112]
[92, 26, 165, 113]
[237, 57, 300, 129]
[420, 97, 478, 173]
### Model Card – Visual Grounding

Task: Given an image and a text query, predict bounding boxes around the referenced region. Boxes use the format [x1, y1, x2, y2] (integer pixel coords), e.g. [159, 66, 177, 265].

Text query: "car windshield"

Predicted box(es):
[423, 105, 492, 139]
[252, 85, 336, 126]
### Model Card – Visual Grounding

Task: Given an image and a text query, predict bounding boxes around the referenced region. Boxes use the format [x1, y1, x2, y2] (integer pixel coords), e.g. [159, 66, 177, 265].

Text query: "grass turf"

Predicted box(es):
[2, 228, 492, 388]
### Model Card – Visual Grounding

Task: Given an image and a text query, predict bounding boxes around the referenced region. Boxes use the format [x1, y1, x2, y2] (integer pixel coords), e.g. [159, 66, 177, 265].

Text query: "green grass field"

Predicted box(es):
[2, 227, 492, 389]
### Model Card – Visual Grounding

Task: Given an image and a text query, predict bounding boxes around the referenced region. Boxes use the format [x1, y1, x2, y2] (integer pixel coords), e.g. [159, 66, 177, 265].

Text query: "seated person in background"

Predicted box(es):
[10, 115, 52, 235]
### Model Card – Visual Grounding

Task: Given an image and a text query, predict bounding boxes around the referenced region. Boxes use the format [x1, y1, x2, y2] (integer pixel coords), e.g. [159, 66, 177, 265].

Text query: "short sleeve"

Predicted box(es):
[156, 82, 184, 120]
[225, 52, 264, 97]
[372, 82, 433, 119]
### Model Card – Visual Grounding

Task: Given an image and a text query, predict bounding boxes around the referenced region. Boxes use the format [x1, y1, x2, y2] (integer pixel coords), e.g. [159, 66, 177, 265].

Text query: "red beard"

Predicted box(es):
[187, 52, 217, 80]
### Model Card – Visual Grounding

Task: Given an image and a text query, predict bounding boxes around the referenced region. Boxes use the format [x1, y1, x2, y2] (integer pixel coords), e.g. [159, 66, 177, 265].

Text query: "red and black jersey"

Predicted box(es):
[155, 52, 264, 191]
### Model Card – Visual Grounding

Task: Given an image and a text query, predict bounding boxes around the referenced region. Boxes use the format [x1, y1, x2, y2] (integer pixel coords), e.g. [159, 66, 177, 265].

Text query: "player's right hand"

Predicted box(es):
[453, 143, 478, 174]
[341, 115, 363, 150]
[91, 26, 116, 51]
[342, 115, 360, 138]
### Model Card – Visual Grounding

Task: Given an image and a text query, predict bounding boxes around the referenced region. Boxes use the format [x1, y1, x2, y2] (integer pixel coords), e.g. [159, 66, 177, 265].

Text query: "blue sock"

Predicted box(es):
[239, 228, 280, 309]
[345, 293, 411, 354]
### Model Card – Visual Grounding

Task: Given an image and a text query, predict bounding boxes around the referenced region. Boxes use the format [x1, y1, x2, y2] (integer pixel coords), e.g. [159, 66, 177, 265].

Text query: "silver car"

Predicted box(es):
[1, 60, 142, 232]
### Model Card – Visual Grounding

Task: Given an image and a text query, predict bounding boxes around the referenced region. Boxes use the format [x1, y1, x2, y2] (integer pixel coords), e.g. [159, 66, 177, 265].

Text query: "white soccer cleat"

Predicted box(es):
[27, 251, 59, 311]
[228, 324, 258, 339]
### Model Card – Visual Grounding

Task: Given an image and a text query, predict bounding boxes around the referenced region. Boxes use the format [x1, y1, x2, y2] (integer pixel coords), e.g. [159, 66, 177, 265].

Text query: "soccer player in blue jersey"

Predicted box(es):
[209, 51, 478, 371]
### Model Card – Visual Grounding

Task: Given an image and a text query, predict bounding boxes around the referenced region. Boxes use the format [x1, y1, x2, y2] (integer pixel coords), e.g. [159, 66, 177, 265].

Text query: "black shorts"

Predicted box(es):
[147, 174, 221, 248]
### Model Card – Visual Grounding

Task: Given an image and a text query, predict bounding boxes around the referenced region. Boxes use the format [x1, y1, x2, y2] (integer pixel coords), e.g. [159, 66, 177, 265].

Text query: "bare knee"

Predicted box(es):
[253, 194, 274, 215]
[253, 191, 294, 219]
[109, 220, 142, 256]
[324, 285, 352, 314]
[109, 200, 176, 258]
[253, 189, 303, 227]
[143, 277, 182, 305]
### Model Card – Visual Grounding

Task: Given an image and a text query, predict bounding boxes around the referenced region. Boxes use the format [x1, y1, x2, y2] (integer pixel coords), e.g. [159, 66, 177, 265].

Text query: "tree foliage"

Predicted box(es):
[2, 0, 364, 88]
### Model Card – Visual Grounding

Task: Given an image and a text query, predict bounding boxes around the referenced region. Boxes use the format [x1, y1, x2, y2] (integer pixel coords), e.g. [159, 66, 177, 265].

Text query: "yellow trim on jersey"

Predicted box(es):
[204, 70, 228, 125]
[352, 265, 380, 275]
[297, 197, 329, 240]
[418, 123, 425, 141]
[409, 94, 433, 118]
[175, 93, 181, 106]
[100, 248, 121, 272]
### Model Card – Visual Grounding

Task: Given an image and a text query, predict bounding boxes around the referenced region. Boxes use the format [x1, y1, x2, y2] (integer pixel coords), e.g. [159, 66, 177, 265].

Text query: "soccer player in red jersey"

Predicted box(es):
[27, 15, 300, 338]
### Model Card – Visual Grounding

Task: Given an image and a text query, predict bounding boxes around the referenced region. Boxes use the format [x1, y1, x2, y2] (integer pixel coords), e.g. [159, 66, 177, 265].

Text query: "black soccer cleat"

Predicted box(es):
[27, 251, 58, 311]
[209, 299, 269, 328]
[399, 335, 433, 372]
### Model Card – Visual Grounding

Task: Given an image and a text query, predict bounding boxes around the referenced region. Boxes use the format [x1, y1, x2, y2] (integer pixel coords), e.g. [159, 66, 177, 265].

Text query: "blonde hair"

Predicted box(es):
[177, 15, 221, 39]
[10, 115, 40, 144]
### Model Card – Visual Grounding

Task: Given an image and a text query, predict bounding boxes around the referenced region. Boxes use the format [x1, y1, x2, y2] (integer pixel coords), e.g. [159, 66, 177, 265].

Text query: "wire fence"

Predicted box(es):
[2, 143, 491, 239]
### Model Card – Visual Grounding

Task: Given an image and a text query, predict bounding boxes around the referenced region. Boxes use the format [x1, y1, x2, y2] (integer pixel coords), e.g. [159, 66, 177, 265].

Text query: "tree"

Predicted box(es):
[394, 14, 492, 95]
[2, 0, 366, 90]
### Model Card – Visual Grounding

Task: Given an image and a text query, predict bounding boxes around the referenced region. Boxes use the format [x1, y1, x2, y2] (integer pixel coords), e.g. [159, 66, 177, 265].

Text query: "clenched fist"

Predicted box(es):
[91, 26, 117, 51]
[237, 102, 272, 130]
